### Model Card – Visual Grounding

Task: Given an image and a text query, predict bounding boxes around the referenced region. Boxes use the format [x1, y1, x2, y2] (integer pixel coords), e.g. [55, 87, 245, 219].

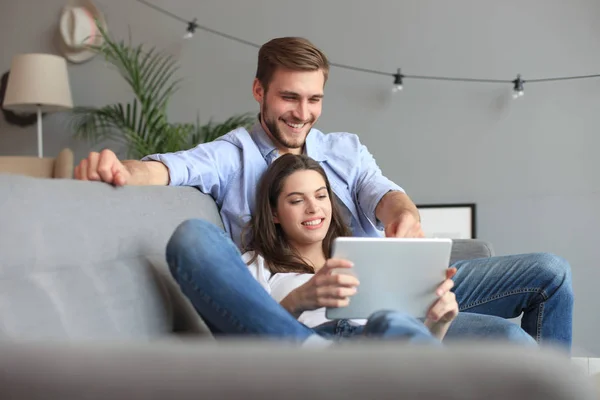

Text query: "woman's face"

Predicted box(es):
[274, 169, 332, 248]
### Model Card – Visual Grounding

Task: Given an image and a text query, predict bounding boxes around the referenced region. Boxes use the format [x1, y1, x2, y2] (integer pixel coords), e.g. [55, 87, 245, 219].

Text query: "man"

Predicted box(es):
[75, 37, 572, 350]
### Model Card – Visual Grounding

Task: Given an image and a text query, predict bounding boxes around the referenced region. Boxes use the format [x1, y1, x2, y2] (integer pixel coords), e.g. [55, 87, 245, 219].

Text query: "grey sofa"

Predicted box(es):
[0, 174, 595, 399]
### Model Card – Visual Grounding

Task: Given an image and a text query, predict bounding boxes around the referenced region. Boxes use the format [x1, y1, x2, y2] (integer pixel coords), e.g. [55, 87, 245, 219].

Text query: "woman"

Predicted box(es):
[166, 154, 458, 346]
[241, 153, 458, 342]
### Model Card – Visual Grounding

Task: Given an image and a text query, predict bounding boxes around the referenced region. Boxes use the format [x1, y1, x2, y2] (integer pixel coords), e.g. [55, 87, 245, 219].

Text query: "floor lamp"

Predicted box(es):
[3, 54, 73, 158]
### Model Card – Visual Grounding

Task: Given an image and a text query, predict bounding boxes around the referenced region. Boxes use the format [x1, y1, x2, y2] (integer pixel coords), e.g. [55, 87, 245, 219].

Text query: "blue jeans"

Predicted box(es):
[451, 252, 573, 349]
[166, 219, 570, 348]
[166, 219, 439, 344]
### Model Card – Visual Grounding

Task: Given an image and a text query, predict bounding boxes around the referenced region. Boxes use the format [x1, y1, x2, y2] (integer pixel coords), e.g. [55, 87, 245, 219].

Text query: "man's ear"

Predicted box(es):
[252, 78, 265, 103]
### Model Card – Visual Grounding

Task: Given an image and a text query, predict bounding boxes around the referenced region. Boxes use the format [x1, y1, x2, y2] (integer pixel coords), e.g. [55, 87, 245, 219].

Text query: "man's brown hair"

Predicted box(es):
[255, 37, 330, 91]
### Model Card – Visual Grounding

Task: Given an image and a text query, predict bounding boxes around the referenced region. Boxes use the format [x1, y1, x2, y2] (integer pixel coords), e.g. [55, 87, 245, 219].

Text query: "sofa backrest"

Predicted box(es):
[0, 175, 222, 341]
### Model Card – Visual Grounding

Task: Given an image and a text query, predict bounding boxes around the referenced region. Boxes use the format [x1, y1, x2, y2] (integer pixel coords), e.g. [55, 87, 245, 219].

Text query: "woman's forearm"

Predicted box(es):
[279, 290, 304, 319]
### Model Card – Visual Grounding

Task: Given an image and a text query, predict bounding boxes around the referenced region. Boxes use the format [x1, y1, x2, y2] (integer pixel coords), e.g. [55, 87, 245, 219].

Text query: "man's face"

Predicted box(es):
[253, 68, 325, 153]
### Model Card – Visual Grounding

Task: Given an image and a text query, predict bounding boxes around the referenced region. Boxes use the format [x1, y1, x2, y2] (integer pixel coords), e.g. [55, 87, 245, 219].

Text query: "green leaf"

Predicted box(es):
[71, 20, 255, 159]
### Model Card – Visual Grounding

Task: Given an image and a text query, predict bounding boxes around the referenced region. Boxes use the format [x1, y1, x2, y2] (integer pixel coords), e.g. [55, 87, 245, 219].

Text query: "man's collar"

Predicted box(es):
[249, 119, 278, 160]
[249, 114, 327, 162]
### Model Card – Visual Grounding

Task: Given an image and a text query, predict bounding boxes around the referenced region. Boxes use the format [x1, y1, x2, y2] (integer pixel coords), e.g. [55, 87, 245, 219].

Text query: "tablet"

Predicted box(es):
[325, 237, 453, 320]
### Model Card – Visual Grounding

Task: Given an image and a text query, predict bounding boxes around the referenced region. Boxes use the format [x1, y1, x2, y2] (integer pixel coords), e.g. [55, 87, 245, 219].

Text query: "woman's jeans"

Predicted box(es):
[166, 219, 572, 349]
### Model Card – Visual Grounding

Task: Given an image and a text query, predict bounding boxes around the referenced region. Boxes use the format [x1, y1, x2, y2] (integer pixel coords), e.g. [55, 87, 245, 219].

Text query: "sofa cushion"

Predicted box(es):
[0, 175, 222, 340]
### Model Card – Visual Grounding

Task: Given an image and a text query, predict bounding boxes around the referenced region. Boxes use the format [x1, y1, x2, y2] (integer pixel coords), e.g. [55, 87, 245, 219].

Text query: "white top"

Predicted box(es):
[243, 252, 366, 328]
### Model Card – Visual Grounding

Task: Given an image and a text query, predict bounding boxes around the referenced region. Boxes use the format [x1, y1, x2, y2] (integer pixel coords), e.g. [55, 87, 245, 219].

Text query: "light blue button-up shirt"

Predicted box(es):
[142, 120, 404, 249]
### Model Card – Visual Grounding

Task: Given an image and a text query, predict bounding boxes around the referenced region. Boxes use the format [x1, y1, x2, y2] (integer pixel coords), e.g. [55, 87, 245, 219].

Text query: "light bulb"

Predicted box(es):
[512, 74, 524, 99]
[184, 19, 198, 40]
[392, 68, 403, 93]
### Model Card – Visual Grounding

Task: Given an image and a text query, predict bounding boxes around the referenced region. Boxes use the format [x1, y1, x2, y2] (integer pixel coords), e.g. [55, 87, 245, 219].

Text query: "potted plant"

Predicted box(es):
[70, 24, 255, 159]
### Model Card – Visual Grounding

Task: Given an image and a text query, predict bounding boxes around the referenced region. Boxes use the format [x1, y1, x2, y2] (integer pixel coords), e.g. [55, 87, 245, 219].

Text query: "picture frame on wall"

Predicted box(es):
[416, 203, 476, 239]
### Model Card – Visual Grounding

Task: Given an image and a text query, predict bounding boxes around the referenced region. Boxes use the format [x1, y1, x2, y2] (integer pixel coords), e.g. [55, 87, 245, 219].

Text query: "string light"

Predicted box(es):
[136, 0, 600, 98]
[392, 68, 403, 92]
[512, 74, 525, 98]
[184, 19, 198, 39]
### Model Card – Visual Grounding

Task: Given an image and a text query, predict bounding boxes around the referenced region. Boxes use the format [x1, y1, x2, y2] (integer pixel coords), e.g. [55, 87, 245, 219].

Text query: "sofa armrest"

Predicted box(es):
[450, 239, 495, 264]
[53, 148, 74, 178]
[0, 340, 593, 400]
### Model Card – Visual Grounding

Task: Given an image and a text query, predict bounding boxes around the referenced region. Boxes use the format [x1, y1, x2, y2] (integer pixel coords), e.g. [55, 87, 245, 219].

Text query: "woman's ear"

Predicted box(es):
[272, 212, 280, 224]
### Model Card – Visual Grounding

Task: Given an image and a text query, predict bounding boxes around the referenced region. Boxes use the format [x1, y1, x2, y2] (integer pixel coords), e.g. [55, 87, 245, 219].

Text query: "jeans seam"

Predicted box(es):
[459, 287, 547, 311]
[179, 268, 249, 334]
[536, 302, 544, 343]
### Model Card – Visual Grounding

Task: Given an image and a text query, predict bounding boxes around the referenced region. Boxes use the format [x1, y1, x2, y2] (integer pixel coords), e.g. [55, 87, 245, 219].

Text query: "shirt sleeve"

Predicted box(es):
[141, 140, 239, 204]
[355, 142, 405, 230]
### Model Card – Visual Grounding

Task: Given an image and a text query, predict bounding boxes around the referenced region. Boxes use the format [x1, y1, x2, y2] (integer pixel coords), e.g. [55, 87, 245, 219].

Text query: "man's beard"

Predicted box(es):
[262, 100, 311, 149]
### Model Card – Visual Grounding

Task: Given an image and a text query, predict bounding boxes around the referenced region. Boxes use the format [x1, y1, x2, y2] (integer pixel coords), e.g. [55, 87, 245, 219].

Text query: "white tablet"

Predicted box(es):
[325, 237, 453, 320]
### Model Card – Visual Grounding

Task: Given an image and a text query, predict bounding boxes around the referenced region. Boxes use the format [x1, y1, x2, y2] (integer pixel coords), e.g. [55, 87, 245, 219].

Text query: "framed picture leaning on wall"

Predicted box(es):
[416, 203, 476, 239]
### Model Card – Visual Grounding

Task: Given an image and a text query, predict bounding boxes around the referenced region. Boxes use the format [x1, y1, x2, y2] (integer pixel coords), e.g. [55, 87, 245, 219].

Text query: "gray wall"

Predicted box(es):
[1, 0, 599, 356]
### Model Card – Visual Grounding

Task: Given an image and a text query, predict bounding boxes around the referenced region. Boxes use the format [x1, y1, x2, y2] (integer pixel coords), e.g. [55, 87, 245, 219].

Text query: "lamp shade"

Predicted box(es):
[3, 53, 73, 113]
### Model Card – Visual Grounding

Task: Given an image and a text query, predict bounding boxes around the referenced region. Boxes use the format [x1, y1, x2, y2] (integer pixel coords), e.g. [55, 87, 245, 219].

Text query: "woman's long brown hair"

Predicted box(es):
[242, 154, 351, 274]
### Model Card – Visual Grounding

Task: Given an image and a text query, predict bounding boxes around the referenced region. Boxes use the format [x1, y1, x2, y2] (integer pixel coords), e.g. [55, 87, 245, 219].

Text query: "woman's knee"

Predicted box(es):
[166, 218, 223, 279]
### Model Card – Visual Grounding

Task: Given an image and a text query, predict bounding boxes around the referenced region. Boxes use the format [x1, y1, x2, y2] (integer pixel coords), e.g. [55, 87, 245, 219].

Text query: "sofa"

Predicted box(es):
[0, 174, 595, 399]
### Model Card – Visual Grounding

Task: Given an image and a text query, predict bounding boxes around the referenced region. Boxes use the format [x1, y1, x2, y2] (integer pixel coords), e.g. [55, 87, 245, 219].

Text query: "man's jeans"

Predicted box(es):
[166, 219, 571, 349]
[451, 252, 573, 349]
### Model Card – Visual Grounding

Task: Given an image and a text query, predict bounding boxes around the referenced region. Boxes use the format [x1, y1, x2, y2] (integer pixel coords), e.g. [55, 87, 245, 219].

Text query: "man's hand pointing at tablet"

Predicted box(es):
[384, 212, 426, 238]
[375, 192, 425, 238]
